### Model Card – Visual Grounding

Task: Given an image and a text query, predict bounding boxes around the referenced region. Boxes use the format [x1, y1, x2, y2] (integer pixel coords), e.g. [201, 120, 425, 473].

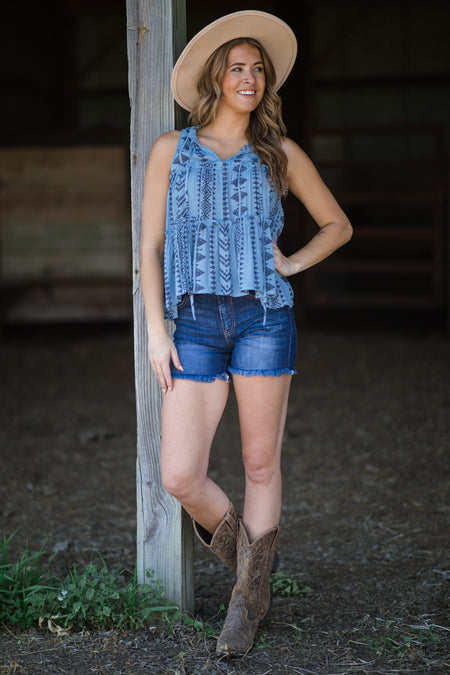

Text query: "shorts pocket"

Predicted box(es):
[177, 294, 189, 311]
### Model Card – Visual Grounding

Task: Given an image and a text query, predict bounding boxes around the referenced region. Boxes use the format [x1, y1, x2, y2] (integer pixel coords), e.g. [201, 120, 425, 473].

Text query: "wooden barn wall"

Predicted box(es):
[0, 1, 131, 323]
[0, 146, 131, 322]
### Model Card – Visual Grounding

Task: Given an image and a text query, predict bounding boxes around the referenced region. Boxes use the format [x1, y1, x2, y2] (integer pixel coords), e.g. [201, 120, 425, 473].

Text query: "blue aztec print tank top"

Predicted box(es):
[163, 126, 294, 320]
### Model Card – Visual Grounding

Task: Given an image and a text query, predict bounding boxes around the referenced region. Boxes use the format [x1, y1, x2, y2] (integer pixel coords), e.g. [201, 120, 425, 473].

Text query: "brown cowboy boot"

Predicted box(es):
[193, 503, 238, 569]
[216, 519, 279, 656]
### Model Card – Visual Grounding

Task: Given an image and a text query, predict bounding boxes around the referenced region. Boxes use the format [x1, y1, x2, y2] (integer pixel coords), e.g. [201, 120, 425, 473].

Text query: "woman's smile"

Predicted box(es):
[237, 89, 257, 97]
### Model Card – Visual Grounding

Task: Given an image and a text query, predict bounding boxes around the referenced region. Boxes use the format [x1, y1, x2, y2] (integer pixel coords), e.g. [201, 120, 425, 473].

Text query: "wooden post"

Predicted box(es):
[126, 0, 193, 612]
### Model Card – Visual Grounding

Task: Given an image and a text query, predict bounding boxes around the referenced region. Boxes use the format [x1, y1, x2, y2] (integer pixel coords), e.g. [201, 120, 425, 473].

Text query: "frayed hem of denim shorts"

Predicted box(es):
[171, 372, 231, 383]
[228, 367, 297, 377]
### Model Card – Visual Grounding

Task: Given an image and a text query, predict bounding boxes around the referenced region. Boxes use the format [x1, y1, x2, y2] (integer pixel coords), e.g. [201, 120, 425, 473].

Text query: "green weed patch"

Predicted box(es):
[364, 626, 440, 655]
[0, 532, 177, 630]
[270, 571, 313, 597]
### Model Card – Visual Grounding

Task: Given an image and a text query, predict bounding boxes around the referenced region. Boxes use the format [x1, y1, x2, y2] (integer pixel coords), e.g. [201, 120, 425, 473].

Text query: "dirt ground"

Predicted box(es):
[0, 317, 449, 674]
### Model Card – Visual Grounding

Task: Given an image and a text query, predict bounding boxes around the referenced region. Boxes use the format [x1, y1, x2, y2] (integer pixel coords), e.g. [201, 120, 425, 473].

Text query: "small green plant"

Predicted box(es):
[0, 532, 58, 628]
[254, 634, 276, 650]
[270, 571, 313, 597]
[182, 612, 217, 638]
[1, 532, 177, 630]
[286, 621, 305, 643]
[163, 608, 222, 637]
[364, 627, 440, 655]
[36, 558, 177, 629]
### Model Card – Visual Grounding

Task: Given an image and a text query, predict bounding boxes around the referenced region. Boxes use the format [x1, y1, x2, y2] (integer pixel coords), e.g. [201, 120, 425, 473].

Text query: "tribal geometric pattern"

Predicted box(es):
[163, 127, 294, 319]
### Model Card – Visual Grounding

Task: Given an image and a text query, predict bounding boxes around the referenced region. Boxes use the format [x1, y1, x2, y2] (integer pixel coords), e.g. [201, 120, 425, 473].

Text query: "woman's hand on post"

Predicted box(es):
[148, 332, 183, 394]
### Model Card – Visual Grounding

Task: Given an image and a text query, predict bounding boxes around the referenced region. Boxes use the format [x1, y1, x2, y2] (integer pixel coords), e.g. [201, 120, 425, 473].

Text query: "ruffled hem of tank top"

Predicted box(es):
[163, 214, 293, 319]
[163, 288, 293, 324]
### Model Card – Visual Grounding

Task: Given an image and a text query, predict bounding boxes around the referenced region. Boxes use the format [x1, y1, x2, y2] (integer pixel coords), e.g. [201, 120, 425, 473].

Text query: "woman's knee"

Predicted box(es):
[161, 467, 190, 500]
[161, 464, 203, 501]
[242, 450, 280, 486]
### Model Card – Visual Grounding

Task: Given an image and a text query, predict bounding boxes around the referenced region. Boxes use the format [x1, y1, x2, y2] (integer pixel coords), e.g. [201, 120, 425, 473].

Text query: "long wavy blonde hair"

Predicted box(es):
[189, 37, 288, 195]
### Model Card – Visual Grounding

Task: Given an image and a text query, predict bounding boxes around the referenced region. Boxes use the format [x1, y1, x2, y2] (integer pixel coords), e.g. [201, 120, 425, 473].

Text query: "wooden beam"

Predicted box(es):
[126, 0, 192, 613]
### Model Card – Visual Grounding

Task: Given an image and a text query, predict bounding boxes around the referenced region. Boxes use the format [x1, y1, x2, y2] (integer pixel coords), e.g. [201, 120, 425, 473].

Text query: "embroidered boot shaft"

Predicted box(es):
[216, 519, 279, 656]
[193, 503, 238, 569]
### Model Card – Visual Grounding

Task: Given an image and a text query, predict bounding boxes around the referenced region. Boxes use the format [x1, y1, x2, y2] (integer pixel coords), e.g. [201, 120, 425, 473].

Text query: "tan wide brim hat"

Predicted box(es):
[171, 10, 298, 112]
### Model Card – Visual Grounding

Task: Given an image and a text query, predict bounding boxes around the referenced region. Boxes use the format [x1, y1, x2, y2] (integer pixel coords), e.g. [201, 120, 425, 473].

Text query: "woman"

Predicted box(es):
[140, 10, 352, 657]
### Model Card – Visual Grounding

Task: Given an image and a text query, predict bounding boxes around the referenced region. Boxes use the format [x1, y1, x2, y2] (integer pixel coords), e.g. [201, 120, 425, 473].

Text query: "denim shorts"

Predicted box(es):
[171, 294, 297, 383]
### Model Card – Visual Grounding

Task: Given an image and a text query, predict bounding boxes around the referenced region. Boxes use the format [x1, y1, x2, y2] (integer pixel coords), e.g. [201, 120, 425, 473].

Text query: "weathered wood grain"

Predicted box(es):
[126, 0, 193, 612]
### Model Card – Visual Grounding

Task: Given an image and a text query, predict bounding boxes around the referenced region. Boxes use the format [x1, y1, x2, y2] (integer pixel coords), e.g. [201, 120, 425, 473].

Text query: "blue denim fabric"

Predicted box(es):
[171, 294, 297, 383]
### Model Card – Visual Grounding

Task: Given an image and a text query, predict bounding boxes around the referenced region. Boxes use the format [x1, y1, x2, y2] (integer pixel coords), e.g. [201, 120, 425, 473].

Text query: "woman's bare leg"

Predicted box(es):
[160, 378, 231, 533]
[232, 374, 292, 542]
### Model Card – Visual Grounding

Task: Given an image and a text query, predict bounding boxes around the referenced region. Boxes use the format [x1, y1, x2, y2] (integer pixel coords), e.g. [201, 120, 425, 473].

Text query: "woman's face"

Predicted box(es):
[219, 43, 266, 115]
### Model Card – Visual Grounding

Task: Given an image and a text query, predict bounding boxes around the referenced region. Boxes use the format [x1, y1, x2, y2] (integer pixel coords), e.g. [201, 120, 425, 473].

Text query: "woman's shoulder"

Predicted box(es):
[281, 136, 318, 172]
[153, 130, 182, 153]
[281, 136, 307, 158]
[147, 130, 183, 171]
[152, 127, 198, 160]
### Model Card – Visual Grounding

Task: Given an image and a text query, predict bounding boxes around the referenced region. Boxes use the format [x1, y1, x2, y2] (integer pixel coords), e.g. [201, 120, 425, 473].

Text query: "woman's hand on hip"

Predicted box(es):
[273, 240, 298, 277]
[148, 332, 183, 394]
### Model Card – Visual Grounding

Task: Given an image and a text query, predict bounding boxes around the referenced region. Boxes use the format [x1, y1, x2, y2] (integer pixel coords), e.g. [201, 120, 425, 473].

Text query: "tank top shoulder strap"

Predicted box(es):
[170, 127, 198, 173]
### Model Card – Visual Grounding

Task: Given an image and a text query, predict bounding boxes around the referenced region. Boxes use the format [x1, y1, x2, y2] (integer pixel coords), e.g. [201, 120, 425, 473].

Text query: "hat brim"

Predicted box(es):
[171, 10, 298, 112]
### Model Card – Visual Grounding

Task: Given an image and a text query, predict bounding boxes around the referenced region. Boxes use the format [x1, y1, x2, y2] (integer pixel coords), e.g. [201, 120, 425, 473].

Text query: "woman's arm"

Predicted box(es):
[140, 131, 182, 393]
[273, 137, 353, 277]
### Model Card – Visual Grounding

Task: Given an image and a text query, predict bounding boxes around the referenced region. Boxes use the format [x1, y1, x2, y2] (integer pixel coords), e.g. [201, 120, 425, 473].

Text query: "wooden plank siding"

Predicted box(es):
[0, 146, 132, 322]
